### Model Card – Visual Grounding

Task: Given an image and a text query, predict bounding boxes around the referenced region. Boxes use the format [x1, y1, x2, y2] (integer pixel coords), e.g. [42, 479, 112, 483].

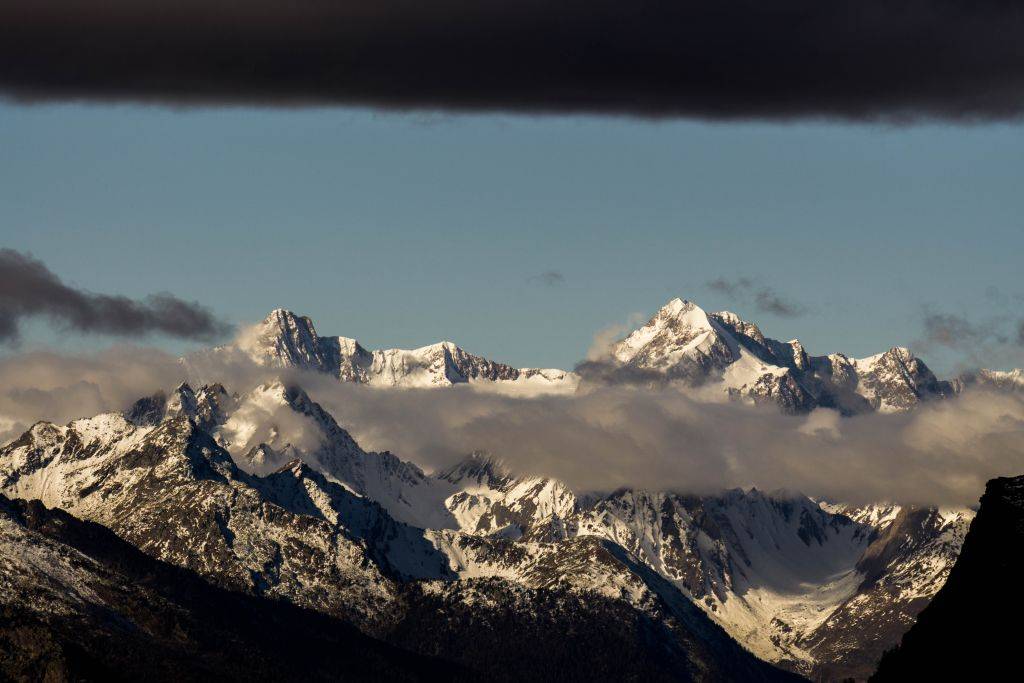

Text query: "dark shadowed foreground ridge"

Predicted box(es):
[872, 475, 1024, 680]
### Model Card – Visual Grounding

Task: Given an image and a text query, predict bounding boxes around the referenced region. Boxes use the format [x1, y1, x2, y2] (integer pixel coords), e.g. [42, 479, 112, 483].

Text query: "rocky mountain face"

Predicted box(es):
[800, 504, 971, 679]
[222, 300, 1013, 414]
[0, 380, 975, 680]
[595, 298, 957, 414]
[569, 490, 970, 680]
[871, 475, 1024, 681]
[0, 410, 423, 630]
[231, 308, 576, 392]
[0, 392, 801, 682]
[0, 494, 464, 682]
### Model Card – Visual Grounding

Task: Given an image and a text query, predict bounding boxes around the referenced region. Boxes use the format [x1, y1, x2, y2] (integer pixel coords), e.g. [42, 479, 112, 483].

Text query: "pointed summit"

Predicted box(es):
[660, 297, 689, 316]
[228, 310, 573, 391]
[612, 297, 733, 370]
[240, 309, 329, 372]
[124, 382, 231, 430]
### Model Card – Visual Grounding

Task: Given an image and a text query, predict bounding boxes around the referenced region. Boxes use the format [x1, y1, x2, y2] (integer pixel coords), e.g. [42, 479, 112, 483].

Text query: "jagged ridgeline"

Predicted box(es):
[1, 368, 977, 681]
[204, 300, 1021, 412]
[4, 297, 1022, 680]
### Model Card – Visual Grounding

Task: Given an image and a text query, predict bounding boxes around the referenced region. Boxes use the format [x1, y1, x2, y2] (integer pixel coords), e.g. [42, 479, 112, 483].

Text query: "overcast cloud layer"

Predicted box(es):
[0, 249, 230, 344]
[2, 346, 1023, 507]
[2, 1, 1023, 121]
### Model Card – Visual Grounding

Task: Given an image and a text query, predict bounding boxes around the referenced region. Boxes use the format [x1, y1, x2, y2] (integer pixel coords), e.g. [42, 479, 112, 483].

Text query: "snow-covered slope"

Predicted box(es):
[438, 453, 577, 538]
[801, 504, 971, 678]
[97, 381, 973, 678]
[0, 408, 457, 630]
[573, 489, 871, 667]
[0, 407, 798, 682]
[564, 486, 972, 679]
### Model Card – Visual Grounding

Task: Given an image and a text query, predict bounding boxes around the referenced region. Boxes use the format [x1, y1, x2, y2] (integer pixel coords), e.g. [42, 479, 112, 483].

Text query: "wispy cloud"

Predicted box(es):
[2, 343, 1023, 506]
[920, 311, 1005, 350]
[528, 271, 566, 287]
[914, 305, 1024, 371]
[706, 277, 805, 318]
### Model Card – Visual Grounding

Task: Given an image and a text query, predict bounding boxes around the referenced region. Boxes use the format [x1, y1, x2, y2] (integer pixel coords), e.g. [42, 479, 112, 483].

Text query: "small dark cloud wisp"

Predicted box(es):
[914, 305, 1024, 371]
[707, 277, 805, 318]
[529, 271, 566, 287]
[0, 249, 231, 345]
[921, 312, 997, 350]
[1, 1, 1023, 121]
[918, 307, 1024, 351]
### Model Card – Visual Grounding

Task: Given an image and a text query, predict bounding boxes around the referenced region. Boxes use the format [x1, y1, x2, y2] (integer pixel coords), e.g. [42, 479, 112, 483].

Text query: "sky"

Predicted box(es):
[2, 102, 1023, 374]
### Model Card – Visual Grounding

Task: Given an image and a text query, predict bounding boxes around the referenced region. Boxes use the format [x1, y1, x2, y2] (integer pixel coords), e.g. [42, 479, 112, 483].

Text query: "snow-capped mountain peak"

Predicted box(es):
[239, 308, 327, 371]
[209, 301, 1012, 415]
[612, 298, 731, 367]
[226, 309, 578, 393]
[593, 296, 961, 414]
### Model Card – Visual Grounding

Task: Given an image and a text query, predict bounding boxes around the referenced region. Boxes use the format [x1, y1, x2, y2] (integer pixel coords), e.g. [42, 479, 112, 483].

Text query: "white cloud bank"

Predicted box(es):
[1, 346, 1022, 507]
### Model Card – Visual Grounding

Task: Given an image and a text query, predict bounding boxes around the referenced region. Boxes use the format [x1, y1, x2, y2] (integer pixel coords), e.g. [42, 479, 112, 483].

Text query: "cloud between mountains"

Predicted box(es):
[2, 1, 1023, 121]
[2, 342, 1023, 507]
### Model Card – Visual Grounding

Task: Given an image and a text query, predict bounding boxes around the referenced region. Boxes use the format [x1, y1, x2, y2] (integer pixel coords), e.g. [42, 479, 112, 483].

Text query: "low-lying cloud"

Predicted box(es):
[0, 249, 231, 344]
[1, 1, 1023, 121]
[2, 343, 1022, 507]
[0, 346, 186, 434]
[312, 382, 1024, 508]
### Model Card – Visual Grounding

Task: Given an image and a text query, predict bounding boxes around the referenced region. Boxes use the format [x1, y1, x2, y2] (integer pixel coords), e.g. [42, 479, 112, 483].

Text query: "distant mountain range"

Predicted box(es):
[225, 307, 576, 391]
[216, 299, 1022, 413]
[1, 298, 1020, 681]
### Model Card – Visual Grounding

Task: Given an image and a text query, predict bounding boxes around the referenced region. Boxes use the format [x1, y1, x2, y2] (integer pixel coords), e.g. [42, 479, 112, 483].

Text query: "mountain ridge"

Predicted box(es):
[1, 378, 975, 679]
[3, 296, 1012, 680]
[217, 299, 1020, 413]
[0, 396, 800, 682]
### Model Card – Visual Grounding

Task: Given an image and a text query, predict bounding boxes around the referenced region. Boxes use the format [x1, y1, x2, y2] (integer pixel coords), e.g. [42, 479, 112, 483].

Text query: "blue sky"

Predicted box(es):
[2, 103, 1022, 374]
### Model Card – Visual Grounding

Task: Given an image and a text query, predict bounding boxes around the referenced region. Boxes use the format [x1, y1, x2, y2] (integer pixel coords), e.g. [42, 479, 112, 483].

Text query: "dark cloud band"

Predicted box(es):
[0, 249, 230, 344]
[1, 1, 1022, 121]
